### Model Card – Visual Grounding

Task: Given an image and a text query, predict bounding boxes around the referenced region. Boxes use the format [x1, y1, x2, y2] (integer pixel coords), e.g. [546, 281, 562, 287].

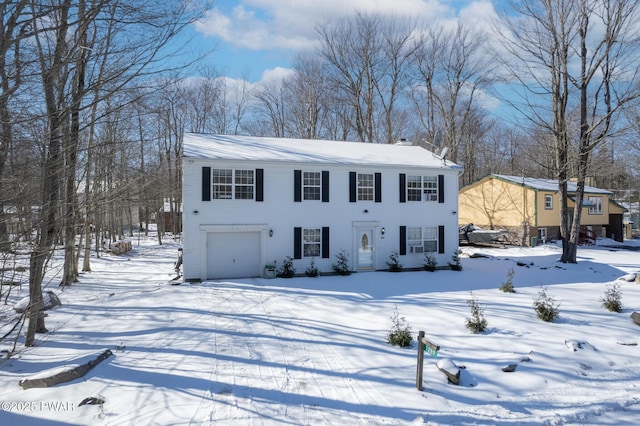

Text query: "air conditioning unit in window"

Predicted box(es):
[410, 245, 424, 253]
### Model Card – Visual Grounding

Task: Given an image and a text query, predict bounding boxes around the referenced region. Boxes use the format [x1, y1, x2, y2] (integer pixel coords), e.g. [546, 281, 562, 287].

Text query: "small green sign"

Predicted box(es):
[423, 344, 438, 357]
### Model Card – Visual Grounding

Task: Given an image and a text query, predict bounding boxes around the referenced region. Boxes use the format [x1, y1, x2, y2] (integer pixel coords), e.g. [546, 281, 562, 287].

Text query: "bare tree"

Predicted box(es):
[283, 54, 327, 139]
[253, 77, 288, 138]
[411, 22, 495, 164]
[0, 0, 29, 253]
[317, 13, 383, 143]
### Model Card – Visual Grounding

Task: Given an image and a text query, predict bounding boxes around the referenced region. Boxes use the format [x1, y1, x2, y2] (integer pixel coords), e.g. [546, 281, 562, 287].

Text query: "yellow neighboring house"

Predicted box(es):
[458, 174, 627, 245]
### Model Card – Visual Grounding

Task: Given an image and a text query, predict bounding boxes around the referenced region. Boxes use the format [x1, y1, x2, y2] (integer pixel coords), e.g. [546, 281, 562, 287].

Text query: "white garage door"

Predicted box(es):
[207, 231, 262, 279]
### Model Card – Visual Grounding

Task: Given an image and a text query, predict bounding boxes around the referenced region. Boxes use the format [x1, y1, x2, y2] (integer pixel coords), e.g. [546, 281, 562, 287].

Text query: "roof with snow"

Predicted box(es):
[182, 133, 462, 170]
[491, 174, 611, 194]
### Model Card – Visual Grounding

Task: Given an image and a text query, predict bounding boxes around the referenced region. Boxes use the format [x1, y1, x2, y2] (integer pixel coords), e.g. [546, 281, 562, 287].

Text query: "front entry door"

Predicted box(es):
[357, 229, 374, 270]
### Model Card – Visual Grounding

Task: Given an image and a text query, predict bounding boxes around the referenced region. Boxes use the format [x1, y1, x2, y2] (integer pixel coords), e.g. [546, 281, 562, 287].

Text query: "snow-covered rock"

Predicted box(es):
[14, 290, 61, 313]
[616, 273, 638, 282]
[436, 358, 460, 385]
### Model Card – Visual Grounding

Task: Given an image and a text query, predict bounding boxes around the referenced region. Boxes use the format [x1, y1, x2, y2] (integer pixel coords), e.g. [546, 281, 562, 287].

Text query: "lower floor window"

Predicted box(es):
[407, 226, 438, 253]
[303, 228, 321, 257]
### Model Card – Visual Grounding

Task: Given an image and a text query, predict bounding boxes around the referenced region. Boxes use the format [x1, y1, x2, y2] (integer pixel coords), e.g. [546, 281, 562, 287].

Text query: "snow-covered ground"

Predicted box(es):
[1, 237, 640, 425]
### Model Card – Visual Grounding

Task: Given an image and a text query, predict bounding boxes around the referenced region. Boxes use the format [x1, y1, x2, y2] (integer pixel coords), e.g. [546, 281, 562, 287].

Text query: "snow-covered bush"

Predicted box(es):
[305, 258, 319, 277]
[279, 256, 296, 278]
[500, 268, 516, 293]
[465, 293, 488, 333]
[332, 249, 351, 275]
[601, 283, 622, 313]
[533, 288, 559, 322]
[387, 305, 412, 347]
[386, 250, 403, 272]
[449, 250, 462, 271]
[423, 252, 437, 272]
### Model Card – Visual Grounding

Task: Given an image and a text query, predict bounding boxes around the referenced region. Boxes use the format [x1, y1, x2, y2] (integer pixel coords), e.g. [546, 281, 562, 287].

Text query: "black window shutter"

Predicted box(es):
[375, 172, 382, 202]
[202, 167, 211, 201]
[256, 168, 264, 202]
[438, 225, 445, 253]
[294, 170, 302, 202]
[322, 227, 330, 258]
[399, 226, 407, 255]
[438, 174, 445, 203]
[399, 174, 406, 203]
[294, 227, 302, 259]
[349, 172, 357, 202]
[322, 171, 330, 202]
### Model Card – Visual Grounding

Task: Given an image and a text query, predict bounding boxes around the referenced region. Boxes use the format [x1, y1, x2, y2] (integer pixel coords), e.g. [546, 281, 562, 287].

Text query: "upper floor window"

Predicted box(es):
[407, 226, 438, 253]
[212, 169, 232, 199]
[407, 176, 438, 202]
[544, 194, 553, 210]
[295, 170, 329, 202]
[358, 173, 374, 201]
[350, 171, 381, 202]
[303, 172, 321, 200]
[213, 168, 254, 200]
[588, 196, 603, 214]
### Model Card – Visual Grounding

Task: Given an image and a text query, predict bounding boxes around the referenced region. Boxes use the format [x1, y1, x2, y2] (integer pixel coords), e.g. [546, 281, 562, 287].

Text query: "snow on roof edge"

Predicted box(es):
[492, 174, 611, 194]
[182, 133, 463, 170]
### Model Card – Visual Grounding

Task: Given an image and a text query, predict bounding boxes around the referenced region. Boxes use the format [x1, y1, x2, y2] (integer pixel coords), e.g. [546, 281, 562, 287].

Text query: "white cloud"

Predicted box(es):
[195, 0, 462, 51]
[259, 67, 295, 83]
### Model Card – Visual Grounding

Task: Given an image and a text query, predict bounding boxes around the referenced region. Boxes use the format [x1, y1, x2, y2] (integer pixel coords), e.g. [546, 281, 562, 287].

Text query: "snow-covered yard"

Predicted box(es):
[1, 238, 640, 425]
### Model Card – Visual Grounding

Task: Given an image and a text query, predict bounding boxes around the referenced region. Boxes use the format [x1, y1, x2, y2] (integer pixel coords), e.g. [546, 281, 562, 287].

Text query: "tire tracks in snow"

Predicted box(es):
[195, 281, 399, 425]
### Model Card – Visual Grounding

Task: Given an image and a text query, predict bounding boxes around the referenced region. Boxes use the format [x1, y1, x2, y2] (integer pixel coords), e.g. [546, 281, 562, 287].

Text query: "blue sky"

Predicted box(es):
[184, 0, 503, 83]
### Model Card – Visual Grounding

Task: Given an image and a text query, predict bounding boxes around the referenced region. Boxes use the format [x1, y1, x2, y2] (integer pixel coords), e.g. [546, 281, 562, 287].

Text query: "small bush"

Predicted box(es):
[449, 250, 462, 271]
[533, 288, 560, 322]
[386, 250, 403, 272]
[278, 256, 296, 278]
[424, 252, 437, 272]
[465, 293, 488, 333]
[387, 305, 413, 347]
[499, 268, 516, 293]
[305, 258, 319, 277]
[332, 249, 351, 275]
[601, 283, 623, 313]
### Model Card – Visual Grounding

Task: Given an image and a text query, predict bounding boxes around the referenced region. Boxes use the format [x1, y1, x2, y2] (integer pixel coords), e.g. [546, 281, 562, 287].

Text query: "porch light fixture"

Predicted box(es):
[193, 210, 199, 215]
[269, 229, 273, 237]
[381, 227, 385, 235]
[363, 209, 369, 214]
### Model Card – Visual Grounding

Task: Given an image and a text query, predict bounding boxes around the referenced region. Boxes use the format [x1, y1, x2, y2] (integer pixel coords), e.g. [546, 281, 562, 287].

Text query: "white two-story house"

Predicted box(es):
[182, 134, 462, 281]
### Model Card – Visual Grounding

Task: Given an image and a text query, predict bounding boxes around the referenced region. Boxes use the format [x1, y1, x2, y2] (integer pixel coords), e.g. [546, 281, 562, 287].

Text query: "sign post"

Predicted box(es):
[416, 330, 440, 391]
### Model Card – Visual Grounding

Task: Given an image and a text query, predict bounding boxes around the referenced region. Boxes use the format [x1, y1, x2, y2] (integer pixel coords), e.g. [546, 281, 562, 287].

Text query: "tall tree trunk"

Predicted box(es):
[61, 0, 90, 286]
[26, 0, 72, 346]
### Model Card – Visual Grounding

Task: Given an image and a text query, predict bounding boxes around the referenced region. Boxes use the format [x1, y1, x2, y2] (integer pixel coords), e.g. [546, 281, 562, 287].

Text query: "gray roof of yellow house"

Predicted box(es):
[492, 174, 612, 194]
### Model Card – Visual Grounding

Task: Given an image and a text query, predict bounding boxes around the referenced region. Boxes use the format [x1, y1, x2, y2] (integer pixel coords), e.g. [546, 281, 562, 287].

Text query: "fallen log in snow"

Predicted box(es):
[19, 349, 113, 390]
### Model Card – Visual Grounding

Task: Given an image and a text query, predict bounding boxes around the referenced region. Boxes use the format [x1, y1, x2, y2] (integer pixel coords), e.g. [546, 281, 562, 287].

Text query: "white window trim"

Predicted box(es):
[212, 168, 254, 200]
[303, 171, 321, 201]
[407, 226, 438, 253]
[588, 196, 603, 215]
[303, 227, 321, 257]
[407, 175, 438, 202]
[357, 173, 374, 201]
